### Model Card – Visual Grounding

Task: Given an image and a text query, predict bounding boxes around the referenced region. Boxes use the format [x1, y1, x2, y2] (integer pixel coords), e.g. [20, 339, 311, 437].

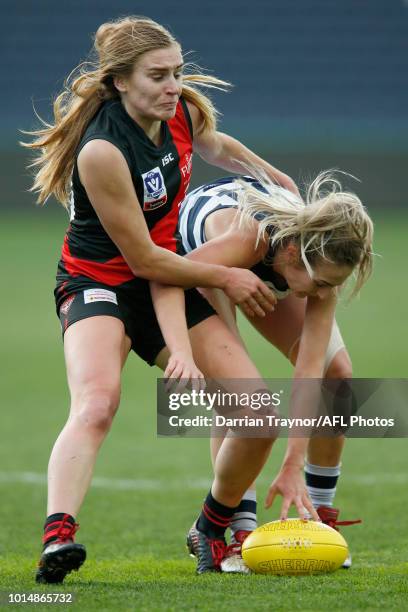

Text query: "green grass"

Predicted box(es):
[0, 212, 407, 610]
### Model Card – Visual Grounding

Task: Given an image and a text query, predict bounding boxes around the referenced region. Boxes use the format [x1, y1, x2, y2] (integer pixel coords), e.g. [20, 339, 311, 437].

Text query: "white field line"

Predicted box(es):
[0, 471, 212, 491]
[0, 471, 407, 490]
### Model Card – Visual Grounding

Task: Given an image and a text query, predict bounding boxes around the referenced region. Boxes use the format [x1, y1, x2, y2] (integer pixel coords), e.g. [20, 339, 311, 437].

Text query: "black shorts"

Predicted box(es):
[57, 281, 216, 365]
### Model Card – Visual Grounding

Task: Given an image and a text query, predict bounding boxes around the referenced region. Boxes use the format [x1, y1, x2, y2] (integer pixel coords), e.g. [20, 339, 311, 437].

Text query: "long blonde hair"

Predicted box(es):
[22, 15, 229, 207]
[237, 171, 374, 296]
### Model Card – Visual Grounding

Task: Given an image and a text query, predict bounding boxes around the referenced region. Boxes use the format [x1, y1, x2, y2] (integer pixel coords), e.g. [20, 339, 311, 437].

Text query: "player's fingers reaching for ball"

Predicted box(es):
[302, 496, 320, 522]
[279, 497, 292, 521]
[264, 485, 277, 509]
[266, 465, 312, 519]
[294, 496, 309, 521]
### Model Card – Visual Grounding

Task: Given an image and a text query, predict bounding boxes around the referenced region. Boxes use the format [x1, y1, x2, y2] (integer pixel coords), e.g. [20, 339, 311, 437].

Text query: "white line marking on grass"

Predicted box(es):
[347, 474, 408, 485]
[0, 471, 212, 490]
[0, 471, 407, 490]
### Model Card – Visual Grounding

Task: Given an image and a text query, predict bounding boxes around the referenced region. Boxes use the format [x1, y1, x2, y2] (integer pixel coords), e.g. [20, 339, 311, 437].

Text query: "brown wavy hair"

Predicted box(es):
[22, 16, 229, 207]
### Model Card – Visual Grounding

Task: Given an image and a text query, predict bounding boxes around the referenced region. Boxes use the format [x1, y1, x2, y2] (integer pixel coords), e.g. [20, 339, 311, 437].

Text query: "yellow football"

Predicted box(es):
[242, 519, 348, 575]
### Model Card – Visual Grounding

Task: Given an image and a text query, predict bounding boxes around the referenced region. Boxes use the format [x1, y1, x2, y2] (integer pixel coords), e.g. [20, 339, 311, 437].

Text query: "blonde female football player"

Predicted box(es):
[151, 172, 372, 572]
[23, 14, 312, 582]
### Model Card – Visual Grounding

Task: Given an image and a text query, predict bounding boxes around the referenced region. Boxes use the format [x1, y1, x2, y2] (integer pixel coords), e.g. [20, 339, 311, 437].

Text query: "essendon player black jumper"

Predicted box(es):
[55, 97, 215, 364]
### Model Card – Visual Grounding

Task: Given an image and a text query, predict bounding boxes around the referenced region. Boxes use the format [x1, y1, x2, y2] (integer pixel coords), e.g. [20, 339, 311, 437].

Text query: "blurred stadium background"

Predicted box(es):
[2, 0, 408, 208]
[1, 1, 407, 609]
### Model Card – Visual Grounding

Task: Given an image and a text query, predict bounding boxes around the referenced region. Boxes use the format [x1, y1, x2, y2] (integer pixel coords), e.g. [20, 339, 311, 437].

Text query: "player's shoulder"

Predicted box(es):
[78, 139, 124, 165]
[77, 100, 133, 169]
[77, 140, 131, 191]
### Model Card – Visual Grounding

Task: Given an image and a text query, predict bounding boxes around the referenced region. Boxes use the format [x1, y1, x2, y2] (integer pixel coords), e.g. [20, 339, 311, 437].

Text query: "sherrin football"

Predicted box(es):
[242, 519, 348, 575]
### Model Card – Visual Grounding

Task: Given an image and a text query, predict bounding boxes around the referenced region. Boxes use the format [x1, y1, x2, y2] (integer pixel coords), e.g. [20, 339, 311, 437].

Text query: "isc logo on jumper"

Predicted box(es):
[141, 167, 168, 211]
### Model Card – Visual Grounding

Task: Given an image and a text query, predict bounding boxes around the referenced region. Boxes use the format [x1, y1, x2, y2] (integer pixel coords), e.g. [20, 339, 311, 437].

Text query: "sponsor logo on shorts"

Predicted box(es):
[60, 295, 75, 315]
[83, 288, 118, 305]
[141, 167, 168, 211]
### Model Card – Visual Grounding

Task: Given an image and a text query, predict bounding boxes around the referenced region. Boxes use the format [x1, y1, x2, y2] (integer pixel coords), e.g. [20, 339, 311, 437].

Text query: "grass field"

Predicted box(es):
[0, 212, 407, 610]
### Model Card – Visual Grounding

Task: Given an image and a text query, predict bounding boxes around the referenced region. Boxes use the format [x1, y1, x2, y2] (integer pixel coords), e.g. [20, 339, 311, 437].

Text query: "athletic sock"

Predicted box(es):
[197, 491, 237, 539]
[230, 489, 257, 535]
[43, 513, 77, 548]
[304, 462, 341, 509]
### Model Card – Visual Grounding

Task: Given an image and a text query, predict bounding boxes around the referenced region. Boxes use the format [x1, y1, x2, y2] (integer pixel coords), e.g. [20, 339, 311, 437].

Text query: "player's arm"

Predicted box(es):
[184, 225, 277, 315]
[150, 225, 265, 376]
[185, 222, 269, 270]
[77, 139, 276, 317]
[266, 294, 337, 520]
[294, 292, 338, 379]
[149, 282, 204, 391]
[187, 102, 300, 196]
[148, 224, 263, 376]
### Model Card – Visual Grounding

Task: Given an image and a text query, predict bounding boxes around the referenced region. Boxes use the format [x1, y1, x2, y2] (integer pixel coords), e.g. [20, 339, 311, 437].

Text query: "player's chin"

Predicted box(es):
[158, 104, 178, 119]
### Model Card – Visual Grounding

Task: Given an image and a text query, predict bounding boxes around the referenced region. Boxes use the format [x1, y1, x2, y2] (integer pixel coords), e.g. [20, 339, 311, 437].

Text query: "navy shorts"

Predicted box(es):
[57, 281, 216, 366]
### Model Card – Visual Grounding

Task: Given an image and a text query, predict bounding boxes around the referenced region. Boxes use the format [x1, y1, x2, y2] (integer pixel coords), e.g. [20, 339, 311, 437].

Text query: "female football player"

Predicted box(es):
[23, 15, 308, 582]
[151, 172, 373, 572]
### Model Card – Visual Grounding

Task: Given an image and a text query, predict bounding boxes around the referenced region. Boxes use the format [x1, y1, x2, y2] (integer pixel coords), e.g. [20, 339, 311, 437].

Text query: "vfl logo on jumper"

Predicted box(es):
[142, 167, 168, 211]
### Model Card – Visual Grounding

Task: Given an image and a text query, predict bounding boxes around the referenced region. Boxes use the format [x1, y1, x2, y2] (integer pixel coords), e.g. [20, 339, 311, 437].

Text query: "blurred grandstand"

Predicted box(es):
[2, 0, 407, 209]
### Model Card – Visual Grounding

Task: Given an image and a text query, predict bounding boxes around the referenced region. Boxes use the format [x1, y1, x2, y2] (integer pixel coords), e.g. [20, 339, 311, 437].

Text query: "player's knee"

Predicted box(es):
[325, 351, 352, 380]
[74, 386, 121, 433]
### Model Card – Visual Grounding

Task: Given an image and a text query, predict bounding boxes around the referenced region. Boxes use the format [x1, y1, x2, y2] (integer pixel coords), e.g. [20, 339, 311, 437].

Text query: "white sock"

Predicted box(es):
[230, 489, 257, 534]
[304, 462, 341, 509]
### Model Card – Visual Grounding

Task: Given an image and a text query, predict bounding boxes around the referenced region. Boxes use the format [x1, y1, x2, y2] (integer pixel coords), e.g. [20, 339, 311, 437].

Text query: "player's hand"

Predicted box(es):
[223, 268, 277, 317]
[264, 464, 320, 521]
[164, 350, 206, 394]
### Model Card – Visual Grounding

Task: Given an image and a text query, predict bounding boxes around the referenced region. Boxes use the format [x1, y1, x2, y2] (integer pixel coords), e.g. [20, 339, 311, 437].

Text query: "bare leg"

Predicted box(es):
[156, 314, 276, 507]
[47, 316, 131, 516]
[248, 297, 352, 466]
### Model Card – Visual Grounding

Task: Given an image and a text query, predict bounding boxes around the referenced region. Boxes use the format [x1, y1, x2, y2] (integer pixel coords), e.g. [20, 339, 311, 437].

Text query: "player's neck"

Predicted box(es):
[122, 101, 162, 145]
[140, 120, 162, 146]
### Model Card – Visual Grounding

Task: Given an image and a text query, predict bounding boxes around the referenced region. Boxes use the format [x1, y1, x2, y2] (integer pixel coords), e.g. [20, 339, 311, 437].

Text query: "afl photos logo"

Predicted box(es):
[141, 167, 168, 211]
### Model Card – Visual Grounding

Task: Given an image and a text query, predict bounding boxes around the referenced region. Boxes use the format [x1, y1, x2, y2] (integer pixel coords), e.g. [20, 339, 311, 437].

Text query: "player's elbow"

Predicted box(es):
[195, 131, 225, 166]
[130, 261, 157, 280]
[127, 244, 159, 279]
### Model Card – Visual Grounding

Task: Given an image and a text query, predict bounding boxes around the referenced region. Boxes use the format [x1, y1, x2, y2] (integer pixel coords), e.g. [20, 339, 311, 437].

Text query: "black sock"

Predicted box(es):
[197, 491, 237, 539]
[43, 513, 76, 548]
